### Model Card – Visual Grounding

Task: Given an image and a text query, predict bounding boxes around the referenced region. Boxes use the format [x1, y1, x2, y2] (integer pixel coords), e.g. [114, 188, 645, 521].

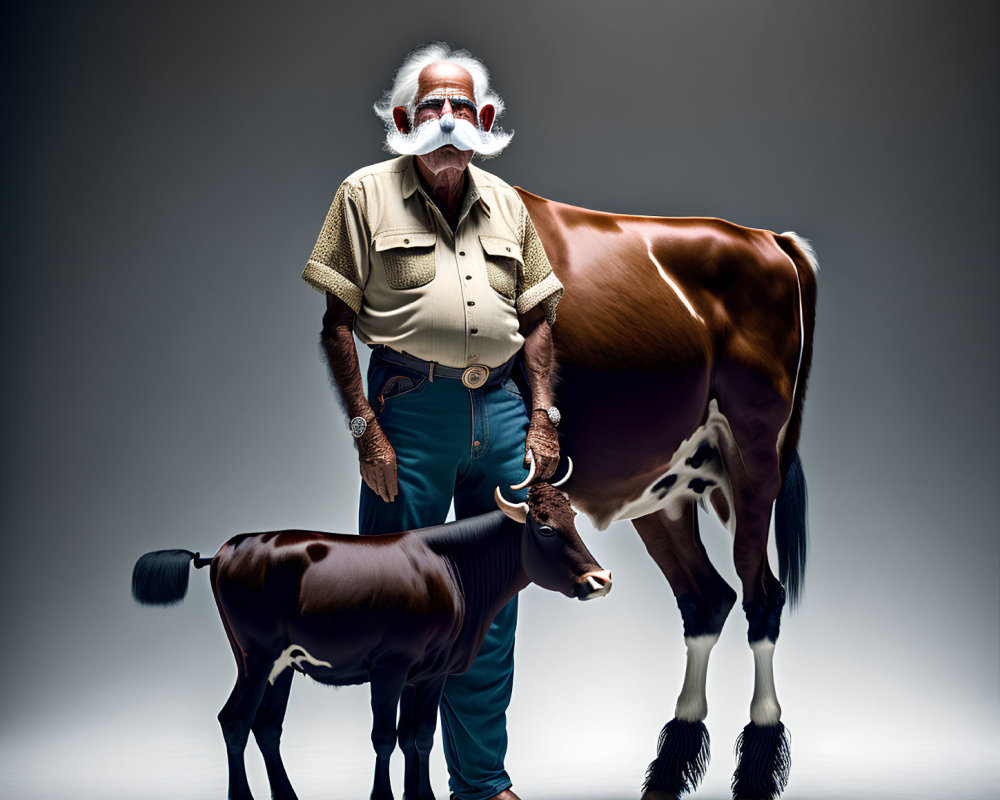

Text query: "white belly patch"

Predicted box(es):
[605, 400, 735, 531]
[268, 644, 333, 685]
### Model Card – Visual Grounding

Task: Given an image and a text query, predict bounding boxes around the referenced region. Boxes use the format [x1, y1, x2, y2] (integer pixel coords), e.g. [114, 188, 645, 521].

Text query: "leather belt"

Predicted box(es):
[371, 346, 514, 389]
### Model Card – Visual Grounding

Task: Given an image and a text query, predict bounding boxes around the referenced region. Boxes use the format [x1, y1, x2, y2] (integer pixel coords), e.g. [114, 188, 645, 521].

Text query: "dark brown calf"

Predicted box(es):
[132, 478, 609, 800]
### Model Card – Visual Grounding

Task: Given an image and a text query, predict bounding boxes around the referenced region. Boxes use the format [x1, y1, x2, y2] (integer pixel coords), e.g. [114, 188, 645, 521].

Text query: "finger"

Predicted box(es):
[512, 449, 536, 490]
[374, 463, 390, 503]
[360, 462, 376, 494]
[385, 462, 399, 502]
[537, 455, 557, 481]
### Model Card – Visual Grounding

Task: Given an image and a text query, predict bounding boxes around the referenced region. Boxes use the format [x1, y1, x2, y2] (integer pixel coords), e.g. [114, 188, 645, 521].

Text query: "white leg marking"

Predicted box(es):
[749, 639, 782, 725]
[645, 237, 705, 323]
[268, 644, 333, 685]
[674, 634, 719, 722]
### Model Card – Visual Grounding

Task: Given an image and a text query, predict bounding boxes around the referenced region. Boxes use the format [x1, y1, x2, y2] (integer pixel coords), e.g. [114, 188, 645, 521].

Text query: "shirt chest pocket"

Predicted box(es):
[479, 234, 523, 301]
[373, 231, 437, 290]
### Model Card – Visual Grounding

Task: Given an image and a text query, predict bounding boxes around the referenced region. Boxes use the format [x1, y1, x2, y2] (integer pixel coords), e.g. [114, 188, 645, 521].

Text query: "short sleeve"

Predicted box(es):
[301, 182, 369, 313]
[515, 208, 563, 326]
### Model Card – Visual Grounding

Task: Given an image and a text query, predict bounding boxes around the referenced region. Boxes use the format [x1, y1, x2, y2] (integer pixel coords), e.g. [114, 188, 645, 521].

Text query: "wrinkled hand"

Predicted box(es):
[359, 418, 398, 502]
[525, 410, 560, 482]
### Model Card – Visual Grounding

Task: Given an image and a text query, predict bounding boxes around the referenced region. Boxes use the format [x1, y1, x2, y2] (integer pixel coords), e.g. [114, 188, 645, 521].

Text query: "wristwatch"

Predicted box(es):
[349, 416, 368, 438]
[534, 406, 561, 427]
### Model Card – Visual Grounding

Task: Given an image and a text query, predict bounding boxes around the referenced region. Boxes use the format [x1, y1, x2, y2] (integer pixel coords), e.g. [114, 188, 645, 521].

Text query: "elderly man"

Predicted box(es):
[301, 44, 563, 800]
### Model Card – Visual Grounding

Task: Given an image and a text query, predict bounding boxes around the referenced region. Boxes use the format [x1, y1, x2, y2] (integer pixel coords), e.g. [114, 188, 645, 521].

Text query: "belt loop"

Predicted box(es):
[428, 362, 435, 383]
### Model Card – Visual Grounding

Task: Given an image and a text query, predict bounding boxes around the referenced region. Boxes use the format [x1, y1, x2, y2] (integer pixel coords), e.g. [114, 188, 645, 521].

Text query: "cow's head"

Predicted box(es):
[494, 459, 611, 601]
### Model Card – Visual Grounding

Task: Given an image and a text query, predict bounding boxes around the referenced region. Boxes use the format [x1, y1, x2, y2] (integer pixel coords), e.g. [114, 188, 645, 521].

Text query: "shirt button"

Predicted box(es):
[471, 328, 479, 334]
[467, 300, 475, 306]
[459, 250, 466, 256]
[403, 238, 410, 244]
[465, 275, 472, 280]
[505, 246, 511, 252]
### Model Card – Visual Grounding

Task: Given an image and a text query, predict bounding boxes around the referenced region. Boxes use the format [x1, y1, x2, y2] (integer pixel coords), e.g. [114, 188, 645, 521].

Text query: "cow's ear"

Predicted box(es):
[494, 487, 528, 523]
[479, 104, 495, 132]
[393, 107, 411, 134]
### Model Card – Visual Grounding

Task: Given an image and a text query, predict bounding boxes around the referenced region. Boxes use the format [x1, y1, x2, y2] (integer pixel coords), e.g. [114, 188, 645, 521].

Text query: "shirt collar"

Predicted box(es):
[401, 156, 491, 218]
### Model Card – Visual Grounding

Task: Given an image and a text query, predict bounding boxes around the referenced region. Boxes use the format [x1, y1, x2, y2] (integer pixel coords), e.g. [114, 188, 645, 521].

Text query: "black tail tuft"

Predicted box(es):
[732, 721, 791, 800]
[642, 717, 711, 797]
[775, 450, 807, 609]
[132, 549, 199, 606]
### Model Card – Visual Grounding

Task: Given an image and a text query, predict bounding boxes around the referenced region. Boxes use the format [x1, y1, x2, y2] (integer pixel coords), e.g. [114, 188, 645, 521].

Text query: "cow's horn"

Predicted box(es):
[551, 456, 574, 488]
[510, 449, 536, 491]
[494, 487, 528, 523]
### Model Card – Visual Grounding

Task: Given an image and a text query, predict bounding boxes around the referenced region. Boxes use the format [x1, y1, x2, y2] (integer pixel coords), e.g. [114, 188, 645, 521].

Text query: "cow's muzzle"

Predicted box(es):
[576, 569, 612, 600]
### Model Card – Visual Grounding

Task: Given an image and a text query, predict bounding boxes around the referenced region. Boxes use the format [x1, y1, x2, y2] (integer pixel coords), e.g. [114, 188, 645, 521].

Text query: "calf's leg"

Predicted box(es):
[252, 668, 298, 800]
[399, 677, 446, 800]
[634, 503, 737, 800]
[370, 664, 410, 800]
[218, 654, 272, 800]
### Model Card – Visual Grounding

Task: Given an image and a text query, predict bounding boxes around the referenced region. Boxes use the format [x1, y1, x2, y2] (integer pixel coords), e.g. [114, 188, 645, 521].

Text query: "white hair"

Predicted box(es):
[373, 42, 507, 132]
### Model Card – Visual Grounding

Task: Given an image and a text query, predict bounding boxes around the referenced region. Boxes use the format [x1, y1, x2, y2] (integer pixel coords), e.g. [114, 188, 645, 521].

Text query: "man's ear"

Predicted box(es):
[479, 104, 495, 132]
[392, 107, 411, 134]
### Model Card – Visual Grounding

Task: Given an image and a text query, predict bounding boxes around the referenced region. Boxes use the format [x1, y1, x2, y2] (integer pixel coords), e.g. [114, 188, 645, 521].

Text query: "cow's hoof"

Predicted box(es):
[731, 721, 790, 800]
[641, 791, 681, 800]
[642, 718, 710, 799]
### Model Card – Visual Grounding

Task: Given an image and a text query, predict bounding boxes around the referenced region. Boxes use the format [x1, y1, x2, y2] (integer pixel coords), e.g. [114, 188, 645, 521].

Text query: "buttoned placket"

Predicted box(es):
[415, 182, 491, 366]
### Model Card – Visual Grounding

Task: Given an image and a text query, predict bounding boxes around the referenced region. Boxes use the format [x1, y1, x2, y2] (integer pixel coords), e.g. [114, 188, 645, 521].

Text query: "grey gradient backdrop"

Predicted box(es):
[1, 2, 997, 798]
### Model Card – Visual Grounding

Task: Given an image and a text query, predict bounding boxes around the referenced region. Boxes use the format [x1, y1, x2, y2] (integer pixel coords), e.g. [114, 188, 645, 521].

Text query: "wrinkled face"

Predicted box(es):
[520, 483, 612, 601]
[413, 62, 479, 128]
[392, 62, 499, 174]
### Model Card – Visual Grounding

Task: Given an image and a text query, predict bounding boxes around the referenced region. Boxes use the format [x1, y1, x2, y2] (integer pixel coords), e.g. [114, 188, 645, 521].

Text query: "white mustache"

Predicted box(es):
[385, 116, 513, 158]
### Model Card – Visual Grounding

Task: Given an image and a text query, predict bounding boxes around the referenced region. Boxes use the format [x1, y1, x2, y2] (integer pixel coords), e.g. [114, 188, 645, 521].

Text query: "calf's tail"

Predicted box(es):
[131, 549, 212, 606]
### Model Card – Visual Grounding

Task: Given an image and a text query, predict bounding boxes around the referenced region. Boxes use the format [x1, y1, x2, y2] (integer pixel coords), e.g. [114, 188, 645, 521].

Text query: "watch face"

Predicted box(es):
[350, 417, 367, 438]
[547, 407, 561, 427]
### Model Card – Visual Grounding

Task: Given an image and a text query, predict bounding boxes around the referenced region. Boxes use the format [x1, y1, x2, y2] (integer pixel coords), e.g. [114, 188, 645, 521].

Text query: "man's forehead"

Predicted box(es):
[416, 62, 476, 104]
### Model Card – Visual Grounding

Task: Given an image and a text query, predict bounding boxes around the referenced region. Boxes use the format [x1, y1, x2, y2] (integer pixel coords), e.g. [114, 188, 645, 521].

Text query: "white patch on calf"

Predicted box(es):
[268, 644, 333, 685]
[749, 639, 781, 726]
[604, 400, 736, 532]
[675, 634, 719, 722]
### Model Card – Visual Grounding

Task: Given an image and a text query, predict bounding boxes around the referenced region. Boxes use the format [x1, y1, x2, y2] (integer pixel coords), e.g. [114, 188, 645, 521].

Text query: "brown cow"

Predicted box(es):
[516, 188, 817, 800]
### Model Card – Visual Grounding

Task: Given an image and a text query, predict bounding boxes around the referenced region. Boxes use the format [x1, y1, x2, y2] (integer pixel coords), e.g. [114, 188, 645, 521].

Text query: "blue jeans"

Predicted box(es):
[359, 355, 530, 800]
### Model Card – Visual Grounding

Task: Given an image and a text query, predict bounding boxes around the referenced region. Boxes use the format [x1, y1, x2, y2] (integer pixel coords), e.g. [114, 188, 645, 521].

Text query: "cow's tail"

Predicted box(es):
[132, 549, 213, 606]
[773, 232, 817, 610]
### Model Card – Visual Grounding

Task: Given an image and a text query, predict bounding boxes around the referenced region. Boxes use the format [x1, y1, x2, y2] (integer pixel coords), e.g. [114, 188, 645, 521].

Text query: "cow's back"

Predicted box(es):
[517, 189, 805, 526]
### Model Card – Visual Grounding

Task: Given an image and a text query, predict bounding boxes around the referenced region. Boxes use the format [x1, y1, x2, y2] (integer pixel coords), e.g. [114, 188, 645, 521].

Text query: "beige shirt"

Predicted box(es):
[302, 156, 562, 368]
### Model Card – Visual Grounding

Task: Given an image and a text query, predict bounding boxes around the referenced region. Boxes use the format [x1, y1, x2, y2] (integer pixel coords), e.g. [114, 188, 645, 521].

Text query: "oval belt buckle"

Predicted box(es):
[461, 364, 489, 389]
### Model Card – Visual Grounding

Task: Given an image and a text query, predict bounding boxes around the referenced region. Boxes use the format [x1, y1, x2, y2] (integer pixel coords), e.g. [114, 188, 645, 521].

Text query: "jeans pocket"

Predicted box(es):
[373, 371, 427, 413]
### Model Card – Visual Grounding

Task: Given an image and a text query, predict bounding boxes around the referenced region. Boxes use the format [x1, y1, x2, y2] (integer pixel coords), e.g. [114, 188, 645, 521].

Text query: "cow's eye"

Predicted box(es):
[538, 525, 555, 537]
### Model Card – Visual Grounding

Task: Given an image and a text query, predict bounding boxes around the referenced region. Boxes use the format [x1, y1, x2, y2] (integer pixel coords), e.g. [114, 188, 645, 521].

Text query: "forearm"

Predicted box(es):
[520, 308, 556, 412]
[519, 307, 560, 480]
[320, 293, 374, 422]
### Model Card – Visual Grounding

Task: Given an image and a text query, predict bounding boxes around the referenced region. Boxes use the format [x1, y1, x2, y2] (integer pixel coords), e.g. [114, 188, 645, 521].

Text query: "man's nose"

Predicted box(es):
[439, 98, 455, 132]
